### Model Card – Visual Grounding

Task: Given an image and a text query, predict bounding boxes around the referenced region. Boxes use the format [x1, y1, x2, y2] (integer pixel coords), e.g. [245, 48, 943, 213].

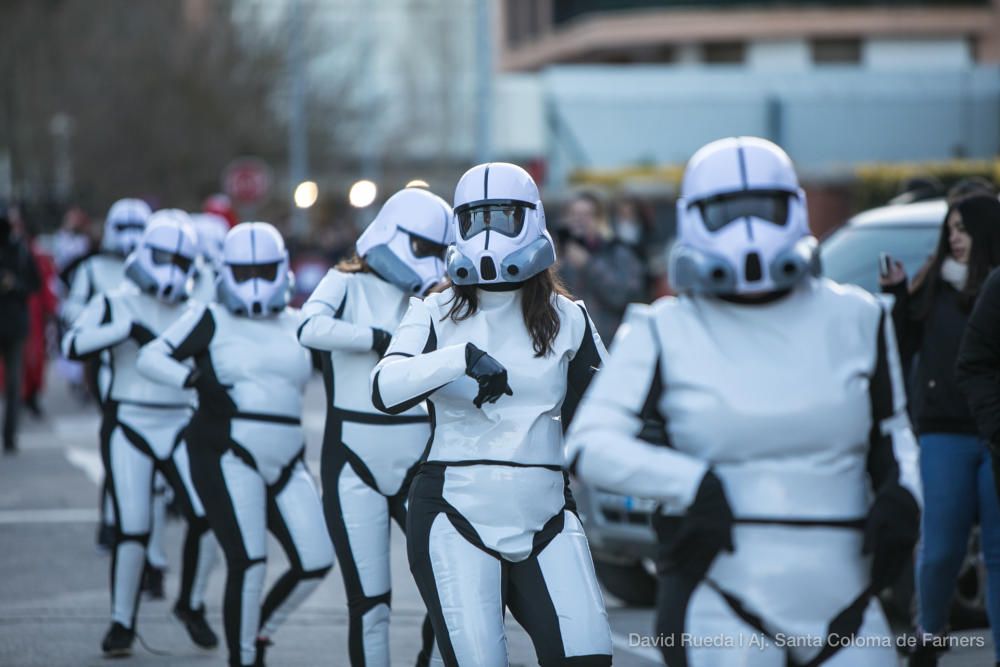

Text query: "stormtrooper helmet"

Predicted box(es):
[669, 137, 818, 296]
[190, 212, 229, 268]
[217, 222, 291, 318]
[355, 187, 454, 295]
[446, 162, 555, 285]
[123, 209, 198, 303]
[103, 198, 152, 257]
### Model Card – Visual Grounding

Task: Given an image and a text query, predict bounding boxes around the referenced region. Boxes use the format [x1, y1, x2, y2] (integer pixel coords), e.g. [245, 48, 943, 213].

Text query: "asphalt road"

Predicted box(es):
[0, 375, 992, 666]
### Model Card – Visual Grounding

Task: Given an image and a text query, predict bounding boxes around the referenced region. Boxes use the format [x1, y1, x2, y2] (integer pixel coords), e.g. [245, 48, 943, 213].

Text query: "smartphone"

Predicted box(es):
[878, 252, 892, 278]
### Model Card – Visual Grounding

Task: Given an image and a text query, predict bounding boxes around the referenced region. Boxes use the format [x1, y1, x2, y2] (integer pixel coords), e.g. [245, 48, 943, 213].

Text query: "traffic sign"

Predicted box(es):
[223, 157, 272, 206]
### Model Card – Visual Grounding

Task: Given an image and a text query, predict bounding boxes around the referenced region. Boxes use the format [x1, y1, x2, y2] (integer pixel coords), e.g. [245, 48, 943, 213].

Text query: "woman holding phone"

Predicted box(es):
[881, 193, 1000, 667]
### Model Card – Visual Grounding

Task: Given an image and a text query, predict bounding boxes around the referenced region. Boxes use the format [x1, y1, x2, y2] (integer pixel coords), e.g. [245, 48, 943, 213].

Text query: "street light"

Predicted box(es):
[349, 179, 378, 208]
[294, 180, 318, 209]
[406, 179, 429, 189]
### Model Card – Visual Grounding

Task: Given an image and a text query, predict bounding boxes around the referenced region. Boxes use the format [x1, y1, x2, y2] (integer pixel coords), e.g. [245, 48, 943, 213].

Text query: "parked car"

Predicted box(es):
[578, 198, 987, 629]
[819, 198, 944, 292]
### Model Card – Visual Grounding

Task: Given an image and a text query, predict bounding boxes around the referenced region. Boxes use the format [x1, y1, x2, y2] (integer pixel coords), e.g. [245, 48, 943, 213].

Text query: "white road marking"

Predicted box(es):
[0, 508, 98, 524]
[65, 446, 104, 486]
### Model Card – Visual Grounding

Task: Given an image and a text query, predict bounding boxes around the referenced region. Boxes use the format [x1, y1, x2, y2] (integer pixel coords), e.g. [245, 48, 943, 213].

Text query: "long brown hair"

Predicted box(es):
[909, 194, 1000, 319]
[335, 253, 372, 274]
[443, 267, 572, 357]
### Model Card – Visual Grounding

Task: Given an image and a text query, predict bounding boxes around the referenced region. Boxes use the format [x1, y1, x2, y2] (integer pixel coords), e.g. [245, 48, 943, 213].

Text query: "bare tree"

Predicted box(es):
[0, 0, 349, 220]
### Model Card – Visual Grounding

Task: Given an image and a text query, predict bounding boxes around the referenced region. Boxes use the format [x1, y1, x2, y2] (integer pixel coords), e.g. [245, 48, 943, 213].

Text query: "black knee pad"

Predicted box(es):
[228, 555, 266, 575]
[346, 590, 390, 616]
[188, 516, 211, 534]
[115, 531, 151, 547]
[300, 565, 333, 581]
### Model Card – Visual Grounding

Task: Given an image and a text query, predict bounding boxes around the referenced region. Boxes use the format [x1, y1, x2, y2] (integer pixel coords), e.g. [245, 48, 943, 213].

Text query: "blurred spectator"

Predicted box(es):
[882, 194, 1000, 665]
[0, 207, 41, 453]
[612, 194, 662, 299]
[202, 193, 238, 228]
[556, 191, 645, 341]
[51, 206, 95, 400]
[9, 206, 58, 417]
[53, 206, 96, 286]
[297, 217, 360, 307]
[889, 175, 945, 206]
[947, 177, 996, 205]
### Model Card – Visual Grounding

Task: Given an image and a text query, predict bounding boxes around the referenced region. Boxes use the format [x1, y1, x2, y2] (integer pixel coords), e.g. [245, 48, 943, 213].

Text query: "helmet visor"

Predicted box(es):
[114, 221, 146, 233]
[410, 234, 448, 260]
[696, 191, 791, 232]
[456, 200, 533, 240]
[151, 248, 193, 272]
[229, 262, 279, 283]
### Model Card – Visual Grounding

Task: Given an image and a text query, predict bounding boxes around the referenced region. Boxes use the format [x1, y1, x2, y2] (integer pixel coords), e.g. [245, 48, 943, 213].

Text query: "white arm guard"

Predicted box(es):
[370, 297, 467, 414]
[137, 304, 211, 388]
[61, 294, 131, 359]
[565, 304, 709, 510]
[298, 270, 375, 352]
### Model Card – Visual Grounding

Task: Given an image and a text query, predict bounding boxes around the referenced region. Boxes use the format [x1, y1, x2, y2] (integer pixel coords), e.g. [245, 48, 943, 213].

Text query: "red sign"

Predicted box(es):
[223, 157, 272, 206]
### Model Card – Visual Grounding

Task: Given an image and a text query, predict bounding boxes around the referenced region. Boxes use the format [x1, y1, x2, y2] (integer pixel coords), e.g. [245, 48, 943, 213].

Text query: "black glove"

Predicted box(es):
[129, 322, 156, 346]
[184, 368, 237, 418]
[464, 343, 513, 409]
[371, 328, 392, 358]
[863, 483, 919, 591]
[663, 470, 734, 580]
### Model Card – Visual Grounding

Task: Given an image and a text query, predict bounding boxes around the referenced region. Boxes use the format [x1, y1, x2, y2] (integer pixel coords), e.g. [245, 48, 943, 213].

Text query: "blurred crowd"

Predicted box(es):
[0, 187, 670, 451]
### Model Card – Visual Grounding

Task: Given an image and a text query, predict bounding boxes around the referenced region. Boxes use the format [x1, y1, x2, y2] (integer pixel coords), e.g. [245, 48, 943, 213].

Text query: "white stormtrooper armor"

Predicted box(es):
[61, 253, 128, 326]
[446, 162, 556, 286]
[59, 198, 168, 591]
[61, 218, 218, 650]
[297, 187, 452, 667]
[566, 138, 921, 667]
[189, 256, 218, 304]
[61, 198, 151, 325]
[138, 222, 333, 667]
[216, 222, 292, 318]
[669, 136, 818, 296]
[355, 187, 454, 296]
[124, 209, 199, 303]
[103, 198, 152, 256]
[191, 212, 229, 268]
[370, 166, 612, 667]
[188, 212, 230, 303]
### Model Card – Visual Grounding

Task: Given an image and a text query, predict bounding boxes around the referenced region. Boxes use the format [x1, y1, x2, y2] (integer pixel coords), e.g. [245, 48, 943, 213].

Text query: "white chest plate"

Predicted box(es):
[209, 306, 312, 419]
[108, 288, 193, 406]
[655, 279, 882, 520]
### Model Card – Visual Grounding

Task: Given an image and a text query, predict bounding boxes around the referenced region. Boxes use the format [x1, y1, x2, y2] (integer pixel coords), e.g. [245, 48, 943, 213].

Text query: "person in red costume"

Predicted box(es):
[4, 203, 55, 417]
[23, 239, 57, 416]
[202, 194, 238, 229]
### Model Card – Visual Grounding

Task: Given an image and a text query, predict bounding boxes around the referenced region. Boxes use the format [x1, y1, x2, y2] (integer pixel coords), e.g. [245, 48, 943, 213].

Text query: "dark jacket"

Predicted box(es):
[886, 279, 978, 435]
[557, 238, 646, 342]
[956, 268, 1000, 443]
[0, 238, 41, 340]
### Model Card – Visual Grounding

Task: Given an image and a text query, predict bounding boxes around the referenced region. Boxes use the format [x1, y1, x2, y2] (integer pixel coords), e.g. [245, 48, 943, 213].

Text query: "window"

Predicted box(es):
[811, 38, 862, 65]
[702, 42, 745, 65]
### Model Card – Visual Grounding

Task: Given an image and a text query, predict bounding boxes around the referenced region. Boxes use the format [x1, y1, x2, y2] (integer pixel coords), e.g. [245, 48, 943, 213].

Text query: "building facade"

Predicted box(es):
[493, 1, 1000, 190]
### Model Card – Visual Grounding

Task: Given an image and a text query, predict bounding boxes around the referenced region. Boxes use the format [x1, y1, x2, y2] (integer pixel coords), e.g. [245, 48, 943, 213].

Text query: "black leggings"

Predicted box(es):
[405, 466, 613, 667]
[101, 409, 213, 629]
[321, 440, 435, 666]
[190, 445, 333, 667]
